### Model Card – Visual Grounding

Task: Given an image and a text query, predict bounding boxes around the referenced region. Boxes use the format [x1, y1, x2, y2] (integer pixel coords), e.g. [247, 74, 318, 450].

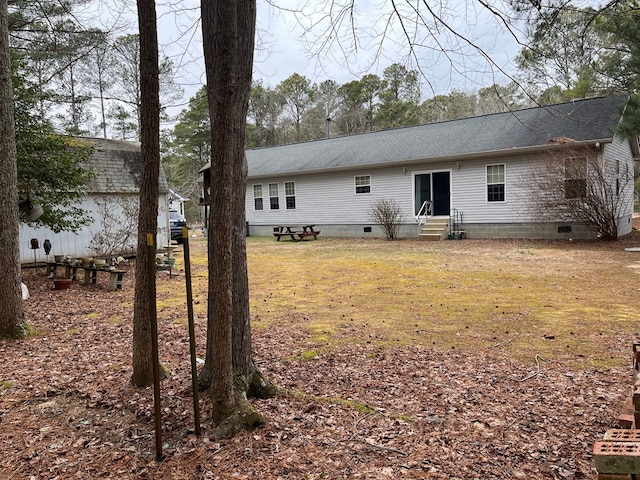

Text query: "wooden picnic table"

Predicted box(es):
[273, 225, 321, 241]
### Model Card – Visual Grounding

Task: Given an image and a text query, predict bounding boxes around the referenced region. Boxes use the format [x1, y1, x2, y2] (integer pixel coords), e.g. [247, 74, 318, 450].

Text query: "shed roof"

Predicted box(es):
[236, 95, 628, 178]
[77, 137, 169, 194]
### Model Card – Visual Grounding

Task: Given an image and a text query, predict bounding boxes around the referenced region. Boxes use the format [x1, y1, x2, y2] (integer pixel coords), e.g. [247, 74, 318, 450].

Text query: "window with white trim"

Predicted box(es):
[355, 175, 371, 194]
[253, 184, 263, 210]
[285, 181, 296, 209]
[486, 164, 505, 202]
[269, 183, 279, 209]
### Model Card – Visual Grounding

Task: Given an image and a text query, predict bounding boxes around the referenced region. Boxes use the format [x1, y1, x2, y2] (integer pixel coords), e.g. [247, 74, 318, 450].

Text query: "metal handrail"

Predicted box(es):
[415, 200, 431, 226]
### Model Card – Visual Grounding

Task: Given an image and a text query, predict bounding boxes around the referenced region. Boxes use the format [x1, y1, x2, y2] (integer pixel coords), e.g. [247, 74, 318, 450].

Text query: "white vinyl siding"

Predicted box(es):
[245, 141, 634, 229]
[603, 136, 635, 231]
[19, 192, 169, 262]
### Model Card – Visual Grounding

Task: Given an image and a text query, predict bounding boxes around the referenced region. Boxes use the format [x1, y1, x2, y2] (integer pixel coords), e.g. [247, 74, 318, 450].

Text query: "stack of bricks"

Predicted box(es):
[593, 336, 640, 479]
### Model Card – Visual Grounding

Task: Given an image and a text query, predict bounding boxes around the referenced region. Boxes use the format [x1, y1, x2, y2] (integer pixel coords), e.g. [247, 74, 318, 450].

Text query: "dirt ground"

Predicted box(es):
[3, 228, 640, 479]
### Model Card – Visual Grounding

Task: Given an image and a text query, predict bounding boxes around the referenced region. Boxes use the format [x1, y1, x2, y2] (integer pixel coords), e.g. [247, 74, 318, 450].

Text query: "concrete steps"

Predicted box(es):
[418, 218, 449, 241]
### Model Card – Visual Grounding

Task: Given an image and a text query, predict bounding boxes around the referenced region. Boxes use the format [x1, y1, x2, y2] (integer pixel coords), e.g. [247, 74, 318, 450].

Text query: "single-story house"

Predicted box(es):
[19, 137, 171, 263]
[169, 189, 189, 217]
[201, 95, 637, 240]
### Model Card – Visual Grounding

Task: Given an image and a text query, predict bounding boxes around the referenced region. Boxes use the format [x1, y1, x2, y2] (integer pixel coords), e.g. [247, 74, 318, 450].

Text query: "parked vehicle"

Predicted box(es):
[169, 210, 187, 244]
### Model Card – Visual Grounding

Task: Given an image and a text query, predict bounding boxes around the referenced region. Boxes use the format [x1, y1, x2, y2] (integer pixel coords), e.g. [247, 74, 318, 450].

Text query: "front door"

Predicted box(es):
[414, 171, 450, 216]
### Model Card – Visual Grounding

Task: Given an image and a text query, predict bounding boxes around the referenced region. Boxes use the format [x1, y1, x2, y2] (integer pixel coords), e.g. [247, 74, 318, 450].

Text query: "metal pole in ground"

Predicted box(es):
[147, 233, 164, 460]
[182, 226, 201, 436]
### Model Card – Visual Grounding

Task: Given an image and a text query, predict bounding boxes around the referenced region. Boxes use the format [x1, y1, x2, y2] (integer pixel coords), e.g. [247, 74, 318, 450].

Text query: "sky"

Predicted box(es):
[86, 0, 526, 120]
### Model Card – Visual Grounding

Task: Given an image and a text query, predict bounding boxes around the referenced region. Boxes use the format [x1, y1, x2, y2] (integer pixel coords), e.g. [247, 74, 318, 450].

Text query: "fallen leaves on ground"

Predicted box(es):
[1, 237, 636, 479]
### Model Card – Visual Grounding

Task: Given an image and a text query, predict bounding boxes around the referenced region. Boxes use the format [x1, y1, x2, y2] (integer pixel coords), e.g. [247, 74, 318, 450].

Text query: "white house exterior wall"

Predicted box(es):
[447, 155, 534, 224]
[246, 157, 538, 232]
[245, 141, 636, 239]
[603, 136, 635, 237]
[247, 166, 414, 226]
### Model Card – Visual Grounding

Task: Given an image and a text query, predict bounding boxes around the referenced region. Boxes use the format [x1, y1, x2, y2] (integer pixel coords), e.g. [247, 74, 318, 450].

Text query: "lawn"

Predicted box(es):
[2, 234, 640, 479]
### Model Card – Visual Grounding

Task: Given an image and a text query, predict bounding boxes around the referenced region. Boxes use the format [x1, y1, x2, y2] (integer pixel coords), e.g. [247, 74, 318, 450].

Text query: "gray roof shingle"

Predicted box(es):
[77, 137, 169, 194]
[244, 95, 628, 177]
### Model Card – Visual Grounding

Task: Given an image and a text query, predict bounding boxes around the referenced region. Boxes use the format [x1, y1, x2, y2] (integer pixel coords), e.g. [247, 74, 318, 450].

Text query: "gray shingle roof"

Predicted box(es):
[76, 137, 169, 194]
[245, 95, 628, 177]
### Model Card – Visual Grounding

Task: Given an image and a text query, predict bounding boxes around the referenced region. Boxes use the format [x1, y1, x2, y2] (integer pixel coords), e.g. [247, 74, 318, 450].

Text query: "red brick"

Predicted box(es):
[594, 441, 640, 474]
[619, 398, 634, 428]
[604, 429, 640, 442]
[633, 382, 640, 412]
[619, 414, 634, 429]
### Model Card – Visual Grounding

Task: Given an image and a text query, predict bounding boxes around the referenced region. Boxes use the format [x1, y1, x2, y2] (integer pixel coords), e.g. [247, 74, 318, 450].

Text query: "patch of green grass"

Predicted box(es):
[299, 350, 319, 361]
[24, 324, 49, 337]
[106, 316, 123, 326]
[310, 324, 335, 342]
[0, 380, 13, 390]
[281, 387, 376, 414]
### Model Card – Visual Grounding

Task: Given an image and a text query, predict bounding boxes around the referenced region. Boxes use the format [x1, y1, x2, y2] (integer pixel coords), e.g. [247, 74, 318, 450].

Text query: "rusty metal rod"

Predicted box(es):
[182, 226, 201, 436]
[147, 233, 164, 460]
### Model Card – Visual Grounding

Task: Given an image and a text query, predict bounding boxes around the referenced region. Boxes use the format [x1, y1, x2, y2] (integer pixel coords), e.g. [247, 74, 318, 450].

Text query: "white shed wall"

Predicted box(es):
[20, 193, 170, 263]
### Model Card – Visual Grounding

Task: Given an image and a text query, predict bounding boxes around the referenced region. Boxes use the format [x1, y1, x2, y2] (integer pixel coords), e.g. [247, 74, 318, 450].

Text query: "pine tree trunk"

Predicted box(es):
[132, 0, 160, 387]
[0, 0, 26, 339]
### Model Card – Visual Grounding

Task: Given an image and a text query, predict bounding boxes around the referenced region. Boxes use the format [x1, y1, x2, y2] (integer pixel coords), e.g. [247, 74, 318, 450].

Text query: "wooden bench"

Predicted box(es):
[83, 267, 127, 291]
[46, 262, 81, 281]
[593, 336, 640, 478]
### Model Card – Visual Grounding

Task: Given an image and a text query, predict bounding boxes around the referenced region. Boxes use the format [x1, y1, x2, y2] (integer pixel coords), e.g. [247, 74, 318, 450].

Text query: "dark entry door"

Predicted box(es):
[432, 172, 450, 216]
[415, 172, 450, 216]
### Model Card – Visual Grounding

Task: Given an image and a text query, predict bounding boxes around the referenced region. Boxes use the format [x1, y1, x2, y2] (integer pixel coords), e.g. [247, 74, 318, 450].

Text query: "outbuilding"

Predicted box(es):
[19, 137, 171, 263]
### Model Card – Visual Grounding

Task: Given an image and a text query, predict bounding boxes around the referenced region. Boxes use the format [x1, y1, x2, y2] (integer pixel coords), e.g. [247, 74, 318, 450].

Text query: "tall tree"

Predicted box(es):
[420, 90, 477, 123]
[278, 73, 316, 142]
[109, 33, 183, 140]
[359, 74, 382, 132]
[476, 83, 526, 115]
[0, 0, 25, 339]
[8, 1, 104, 133]
[162, 87, 211, 219]
[592, 0, 640, 95]
[131, 0, 161, 387]
[200, 0, 274, 436]
[515, 7, 601, 101]
[336, 79, 367, 134]
[248, 80, 284, 147]
[376, 64, 420, 129]
[84, 31, 114, 138]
